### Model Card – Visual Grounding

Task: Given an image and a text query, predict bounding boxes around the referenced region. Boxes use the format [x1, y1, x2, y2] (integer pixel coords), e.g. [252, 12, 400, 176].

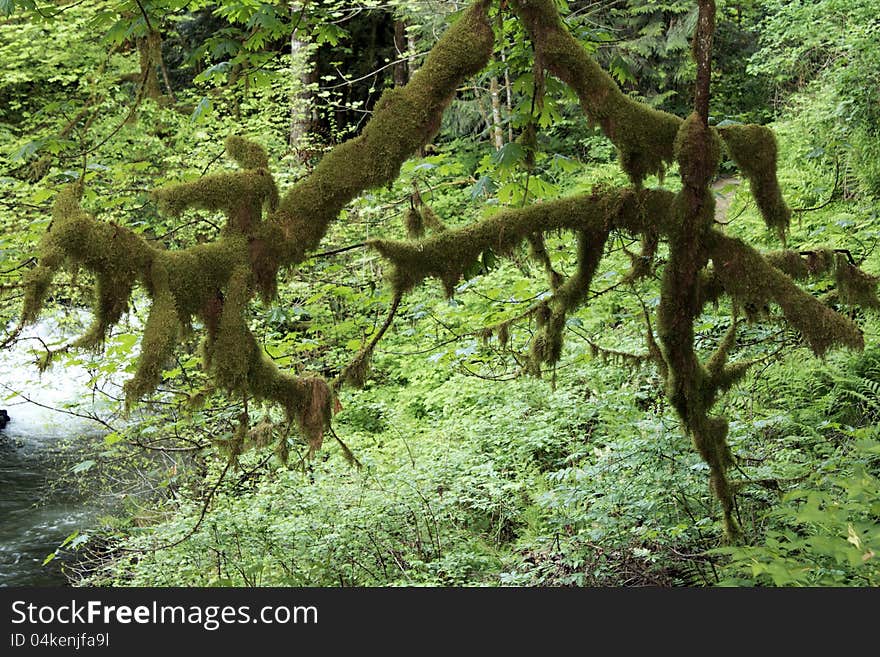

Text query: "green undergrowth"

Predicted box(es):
[80, 323, 880, 586]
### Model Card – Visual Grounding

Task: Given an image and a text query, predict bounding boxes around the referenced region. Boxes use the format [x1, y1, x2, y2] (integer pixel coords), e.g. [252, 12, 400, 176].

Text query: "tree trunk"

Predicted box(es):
[501, 49, 514, 143]
[289, 2, 314, 148]
[489, 75, 505, 150]
[138, 31, 162, 100]
[393, 19, 408, 87]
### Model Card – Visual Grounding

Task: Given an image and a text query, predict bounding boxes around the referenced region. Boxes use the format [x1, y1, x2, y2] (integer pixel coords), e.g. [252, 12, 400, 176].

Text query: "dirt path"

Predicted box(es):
[712, 176, 741, 224]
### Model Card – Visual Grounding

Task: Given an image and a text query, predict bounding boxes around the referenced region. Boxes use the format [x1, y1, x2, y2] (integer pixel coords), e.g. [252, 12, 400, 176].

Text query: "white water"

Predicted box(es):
[0, 313, 116, 586]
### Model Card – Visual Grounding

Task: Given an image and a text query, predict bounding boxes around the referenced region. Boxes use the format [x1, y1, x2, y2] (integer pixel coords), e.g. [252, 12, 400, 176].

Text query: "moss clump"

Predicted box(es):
[22, 184, 153, 345]
[403, 196, 446, 241]
[152, 136, 278, 236]
[533, 228, 609, 370]
[675, 112, 721, 193]
[338, 349, 372, 389]
[719, 123, 791, 238]
[208, 265, 253, 392]
[420, 203, 447, 233]
[226, 135, 270, 170]
[404, 206, 424, 240]
[834, 253, 880, 308]
[765, 249, 880, 308]
[123, 261, 179, 404]
[765, 249, 810, 279]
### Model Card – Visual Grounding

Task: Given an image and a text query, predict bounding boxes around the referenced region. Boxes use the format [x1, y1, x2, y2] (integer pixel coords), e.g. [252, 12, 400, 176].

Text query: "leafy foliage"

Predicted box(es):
[2, 0, 880, 589]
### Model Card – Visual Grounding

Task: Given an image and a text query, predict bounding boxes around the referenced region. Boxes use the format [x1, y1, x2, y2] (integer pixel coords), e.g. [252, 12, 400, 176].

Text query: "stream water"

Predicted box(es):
[0, 317, 109, 586]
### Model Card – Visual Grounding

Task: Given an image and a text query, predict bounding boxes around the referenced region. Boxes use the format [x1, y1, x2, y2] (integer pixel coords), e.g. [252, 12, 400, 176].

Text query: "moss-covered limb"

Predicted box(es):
[535, 227, 611, 368]
[511, 0, 681, 185]
[404, 206, 424, 240]
[585, 339, 651, 366]
[22, 184, 260, 405]
[704, 312, 736, 373]
[766, 248, 880, 309]
[703, 315, 754, 402]
[718, 124, 791, 238]
[153, 171, 276, 225]
[271, 1, 494, 265]
[336, 292, 402, 390]
[225, 136, 270, 170]
[404, 189, 447, 240]
[371, 188, 674, 296]
[623, 231, 659, 283]
[526, 234, 563, 289]
[244, 339, 334, 458]
[657, 116, 719, 426]
[208, 265, 253, 392]
[21, 185, 155, 334]
[122, 260, 179, 404]
[692, 413, 738, 538]
[675, 113, 722, 205]
[161, 236, 251, 320]
[707, 231, 865, 356]
[835, 253, 880, 308]
[659, 70, 742, 539]
[153, 137, 279, 230]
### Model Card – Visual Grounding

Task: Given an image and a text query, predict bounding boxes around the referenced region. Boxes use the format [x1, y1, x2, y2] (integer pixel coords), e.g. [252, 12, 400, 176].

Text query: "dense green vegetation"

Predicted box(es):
[1, 0, 878, 587]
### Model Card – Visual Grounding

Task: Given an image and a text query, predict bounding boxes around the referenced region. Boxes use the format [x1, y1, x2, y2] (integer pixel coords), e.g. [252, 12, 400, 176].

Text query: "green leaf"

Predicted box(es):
[71, 459, 96, 474]
[104, 432, 123, 447]
[190, 97, 213, 124]
[470, 175, 497, 200]
[490, 142, 525, 172]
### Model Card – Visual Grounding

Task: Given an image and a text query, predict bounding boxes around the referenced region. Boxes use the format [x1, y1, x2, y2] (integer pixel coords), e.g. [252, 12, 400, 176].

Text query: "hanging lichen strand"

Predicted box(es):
[19, 0, 880, 537]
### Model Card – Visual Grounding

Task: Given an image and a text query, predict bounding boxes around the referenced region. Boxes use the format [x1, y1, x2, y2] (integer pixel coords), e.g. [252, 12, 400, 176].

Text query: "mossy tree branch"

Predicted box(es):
[19, 0, 880, 540]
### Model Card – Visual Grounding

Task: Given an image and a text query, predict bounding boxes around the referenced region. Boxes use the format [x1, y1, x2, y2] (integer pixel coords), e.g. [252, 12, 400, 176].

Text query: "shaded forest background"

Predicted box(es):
[1, 0, 879, 586]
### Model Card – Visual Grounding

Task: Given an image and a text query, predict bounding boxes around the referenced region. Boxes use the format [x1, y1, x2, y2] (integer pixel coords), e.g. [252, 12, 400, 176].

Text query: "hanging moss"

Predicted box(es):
[338, 348, 373, 389]
[719, 123, 791, 238]
[496, 322, 510, 349]
[708, 232, 864, 355]
[765, 249, 879, 308]
[404, 206, 424, 240]
[533, 228, 610, 369]
[625, 231, 658, 282]
[512, 0, 681, 185]
[371, 188, 669, 295]
[226, 135, 270, 170]
[834, 253, 880, 308]
[765, 249, 810, 279]
[22, 184, 153, 343]
[420, 203, 447, 233]
[123, 261, 179, 404]
[675, 112, 721, 193]
[153, 171, 276, 230]
[208, 265, 253, 392]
